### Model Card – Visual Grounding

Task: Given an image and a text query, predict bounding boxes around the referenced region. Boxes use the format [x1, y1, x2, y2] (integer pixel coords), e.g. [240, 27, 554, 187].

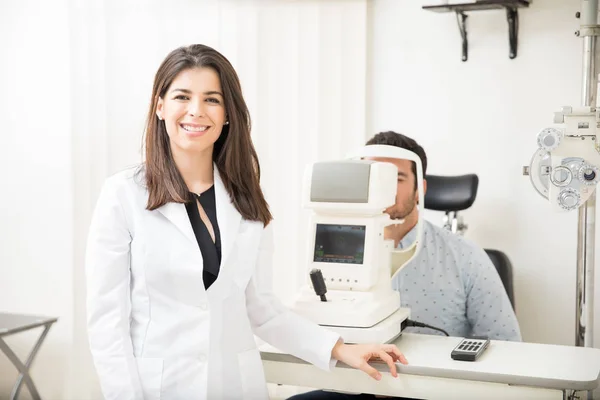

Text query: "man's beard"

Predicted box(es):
[388, 198, 416, 220]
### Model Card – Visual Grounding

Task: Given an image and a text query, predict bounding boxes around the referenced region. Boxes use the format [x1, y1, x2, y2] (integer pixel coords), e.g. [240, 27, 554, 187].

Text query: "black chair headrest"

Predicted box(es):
[424, 174, 479, 212]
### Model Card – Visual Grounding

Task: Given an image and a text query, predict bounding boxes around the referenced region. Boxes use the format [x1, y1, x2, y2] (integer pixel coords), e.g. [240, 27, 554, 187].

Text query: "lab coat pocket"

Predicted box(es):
[135, 357, 163, 400]
[237, 349, 269, 400]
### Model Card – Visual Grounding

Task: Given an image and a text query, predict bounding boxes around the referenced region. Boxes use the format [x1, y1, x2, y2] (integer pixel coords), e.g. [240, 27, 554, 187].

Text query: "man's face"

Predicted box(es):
[369, 157, 419, 220]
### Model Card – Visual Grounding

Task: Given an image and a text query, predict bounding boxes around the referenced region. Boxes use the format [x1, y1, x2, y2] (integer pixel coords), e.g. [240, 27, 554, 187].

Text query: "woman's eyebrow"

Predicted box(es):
[170, 88, 223, 96]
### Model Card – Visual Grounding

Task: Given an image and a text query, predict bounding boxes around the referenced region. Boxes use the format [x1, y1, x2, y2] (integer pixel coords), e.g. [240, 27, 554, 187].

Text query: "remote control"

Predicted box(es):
[451, 338, 490, 361]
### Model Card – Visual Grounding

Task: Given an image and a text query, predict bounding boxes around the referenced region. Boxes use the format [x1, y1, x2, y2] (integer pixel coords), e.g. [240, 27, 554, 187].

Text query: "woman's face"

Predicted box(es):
[156, 67, 227, 156]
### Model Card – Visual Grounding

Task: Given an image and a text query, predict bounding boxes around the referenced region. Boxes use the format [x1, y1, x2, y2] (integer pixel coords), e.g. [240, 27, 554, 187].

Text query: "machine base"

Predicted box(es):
[291, 288, 400, 328]
[321, 308, 410, 344]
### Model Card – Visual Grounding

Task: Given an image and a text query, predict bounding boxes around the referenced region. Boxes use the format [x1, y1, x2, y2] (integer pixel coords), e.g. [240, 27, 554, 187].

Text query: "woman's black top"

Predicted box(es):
[185, 185, 221, 290]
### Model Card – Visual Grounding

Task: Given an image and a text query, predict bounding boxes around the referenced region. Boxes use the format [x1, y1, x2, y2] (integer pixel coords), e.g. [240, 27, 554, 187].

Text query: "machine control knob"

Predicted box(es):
[550, 166, 572, 187]
[310, 269, 328, 302]
[578, 164, 599, 185]
[537, 128, 563, 151]
[558, 188, 581, 211]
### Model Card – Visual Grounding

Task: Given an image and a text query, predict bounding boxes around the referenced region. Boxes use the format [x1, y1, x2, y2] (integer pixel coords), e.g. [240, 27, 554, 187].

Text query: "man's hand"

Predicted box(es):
[331, 339, 408, 380]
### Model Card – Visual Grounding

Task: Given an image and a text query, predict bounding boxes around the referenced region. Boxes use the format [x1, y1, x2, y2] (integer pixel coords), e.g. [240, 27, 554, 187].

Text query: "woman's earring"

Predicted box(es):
[157, 114, 163, 120]
[224, 120, 229, 125]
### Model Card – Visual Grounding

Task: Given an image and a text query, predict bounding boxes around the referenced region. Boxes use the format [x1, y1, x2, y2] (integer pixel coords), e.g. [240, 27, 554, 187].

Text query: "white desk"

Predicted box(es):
[260, 333, 600, 400]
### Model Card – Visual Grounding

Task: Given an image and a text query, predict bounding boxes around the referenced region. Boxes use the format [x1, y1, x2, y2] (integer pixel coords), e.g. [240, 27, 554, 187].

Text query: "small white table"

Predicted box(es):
[0, 313, 58, 400]
[260, 333, 600, 400]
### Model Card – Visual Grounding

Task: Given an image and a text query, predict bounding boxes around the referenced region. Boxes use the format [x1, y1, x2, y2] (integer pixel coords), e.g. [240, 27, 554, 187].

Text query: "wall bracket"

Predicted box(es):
[423, 0, 529, 62]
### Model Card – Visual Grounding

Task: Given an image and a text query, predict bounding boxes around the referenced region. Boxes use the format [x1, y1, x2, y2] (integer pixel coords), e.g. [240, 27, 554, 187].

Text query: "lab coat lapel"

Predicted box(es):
[214, 167, 241, 269]
[157, 201, 197, 247]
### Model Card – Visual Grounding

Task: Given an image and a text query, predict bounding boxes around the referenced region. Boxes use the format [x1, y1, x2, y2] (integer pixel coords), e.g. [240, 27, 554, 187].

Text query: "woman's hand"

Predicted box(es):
[331, 339, 408, 380]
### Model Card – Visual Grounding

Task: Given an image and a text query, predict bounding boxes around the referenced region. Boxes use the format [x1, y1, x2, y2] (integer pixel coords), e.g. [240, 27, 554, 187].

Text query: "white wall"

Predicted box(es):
[368, 0, 599, 348]
[0, 0, 74, 398]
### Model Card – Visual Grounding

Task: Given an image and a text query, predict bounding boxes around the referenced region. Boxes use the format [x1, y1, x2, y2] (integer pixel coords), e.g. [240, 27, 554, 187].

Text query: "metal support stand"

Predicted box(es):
[577, 0, 597, 349]
[442, 211, 468, 235]
[577, 1, 598, 399]
[0, 323, 53, 400]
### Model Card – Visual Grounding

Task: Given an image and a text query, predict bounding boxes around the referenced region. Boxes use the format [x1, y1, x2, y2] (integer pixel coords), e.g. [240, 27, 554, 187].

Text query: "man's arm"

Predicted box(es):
[462, 243, 522, 341]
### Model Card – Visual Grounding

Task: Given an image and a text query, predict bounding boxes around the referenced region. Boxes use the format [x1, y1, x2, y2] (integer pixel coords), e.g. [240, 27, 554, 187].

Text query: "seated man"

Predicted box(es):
[288, 131, 521, 400]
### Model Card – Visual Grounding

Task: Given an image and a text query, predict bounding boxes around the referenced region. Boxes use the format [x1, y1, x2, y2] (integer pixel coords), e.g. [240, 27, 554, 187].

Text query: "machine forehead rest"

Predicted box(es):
[424, 174, 479, 212]
[310, 161, 372, 203]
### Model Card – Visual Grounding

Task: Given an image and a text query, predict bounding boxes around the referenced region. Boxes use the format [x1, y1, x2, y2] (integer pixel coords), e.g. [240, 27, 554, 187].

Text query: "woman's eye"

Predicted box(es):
[174, 95, 189, 100]
[206, 98, 221, 104]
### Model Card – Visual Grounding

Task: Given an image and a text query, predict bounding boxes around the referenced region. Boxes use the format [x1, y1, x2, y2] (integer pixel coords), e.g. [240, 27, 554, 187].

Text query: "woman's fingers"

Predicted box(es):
[359, 359, 382, 380]
[382, 344, 408, 365]
[377, 350, 398, 378]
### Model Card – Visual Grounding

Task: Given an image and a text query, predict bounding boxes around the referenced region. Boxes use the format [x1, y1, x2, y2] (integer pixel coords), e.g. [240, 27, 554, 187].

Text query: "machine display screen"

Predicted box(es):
[313, 224, 366, 264]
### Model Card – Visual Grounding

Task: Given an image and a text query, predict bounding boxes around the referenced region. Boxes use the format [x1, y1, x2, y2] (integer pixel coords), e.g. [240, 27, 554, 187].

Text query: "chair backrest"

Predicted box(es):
[484, 249, 516, 310]
[424, 174, 479, 212]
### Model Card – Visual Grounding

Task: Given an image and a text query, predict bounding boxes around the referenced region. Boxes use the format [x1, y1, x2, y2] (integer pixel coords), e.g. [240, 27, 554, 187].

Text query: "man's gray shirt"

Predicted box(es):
[394, 220, 522, 341]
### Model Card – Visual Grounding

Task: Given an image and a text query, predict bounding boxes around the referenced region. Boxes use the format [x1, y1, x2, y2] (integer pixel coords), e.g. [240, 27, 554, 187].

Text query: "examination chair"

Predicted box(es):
[424, 174, 515, 310]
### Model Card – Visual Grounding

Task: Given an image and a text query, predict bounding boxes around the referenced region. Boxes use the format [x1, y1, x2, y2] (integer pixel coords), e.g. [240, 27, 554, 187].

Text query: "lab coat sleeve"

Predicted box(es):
[464, 244, 522, 342]
[85, 176, 143, 400]
[244, 223, 341, 371]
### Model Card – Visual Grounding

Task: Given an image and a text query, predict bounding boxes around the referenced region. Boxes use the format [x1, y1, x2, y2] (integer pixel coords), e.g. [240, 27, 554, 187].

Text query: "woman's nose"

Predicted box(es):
[188, 100, 205, 117]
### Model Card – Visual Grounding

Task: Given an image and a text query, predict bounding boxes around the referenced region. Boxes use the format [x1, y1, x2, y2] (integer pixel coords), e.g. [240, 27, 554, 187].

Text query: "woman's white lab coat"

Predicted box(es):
[85, 167, 340, 400]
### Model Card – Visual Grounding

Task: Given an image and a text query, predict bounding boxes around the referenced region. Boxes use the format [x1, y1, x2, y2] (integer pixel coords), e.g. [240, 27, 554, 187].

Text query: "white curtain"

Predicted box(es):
[67, 0, 370, 398]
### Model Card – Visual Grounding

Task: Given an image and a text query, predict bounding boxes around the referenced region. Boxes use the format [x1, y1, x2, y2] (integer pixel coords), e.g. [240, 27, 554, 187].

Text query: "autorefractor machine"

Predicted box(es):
[291, 145, 425, 344]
